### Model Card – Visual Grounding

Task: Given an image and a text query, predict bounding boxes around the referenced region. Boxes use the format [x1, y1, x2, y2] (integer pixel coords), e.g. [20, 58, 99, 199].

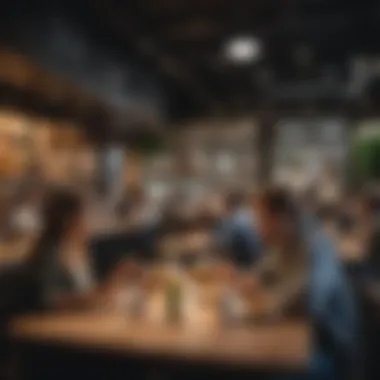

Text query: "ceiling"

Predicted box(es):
[1, 0, 380, 120]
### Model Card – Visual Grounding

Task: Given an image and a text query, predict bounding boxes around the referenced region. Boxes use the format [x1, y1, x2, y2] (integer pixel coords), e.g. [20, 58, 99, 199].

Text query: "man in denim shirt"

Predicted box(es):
[255, 188, 359, 380]
[307, 226, 359, 379]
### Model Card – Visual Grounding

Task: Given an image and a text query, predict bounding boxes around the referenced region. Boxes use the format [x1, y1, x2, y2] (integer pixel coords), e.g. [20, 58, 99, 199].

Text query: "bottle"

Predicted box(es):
[129, 286, 146, 319]
[219, 286, 245, 326]
[165, 265, 183, 323]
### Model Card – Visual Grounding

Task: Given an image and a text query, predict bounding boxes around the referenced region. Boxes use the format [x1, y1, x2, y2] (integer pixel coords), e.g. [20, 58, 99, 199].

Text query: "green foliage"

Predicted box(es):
[352, 134, 380, 183]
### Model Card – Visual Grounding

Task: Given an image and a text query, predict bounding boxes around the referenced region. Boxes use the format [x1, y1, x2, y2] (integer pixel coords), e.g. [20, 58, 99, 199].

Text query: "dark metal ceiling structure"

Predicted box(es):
[1, 0, 380, 120]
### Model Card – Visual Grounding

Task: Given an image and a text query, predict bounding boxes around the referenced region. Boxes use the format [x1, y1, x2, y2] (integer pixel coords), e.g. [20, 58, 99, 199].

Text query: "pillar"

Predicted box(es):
[256, 110, 278, 186]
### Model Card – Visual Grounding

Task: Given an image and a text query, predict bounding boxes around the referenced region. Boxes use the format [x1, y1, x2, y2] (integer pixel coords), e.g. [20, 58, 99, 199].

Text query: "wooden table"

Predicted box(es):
[11, 314, 310, 371]
[0, 235, 35, 266]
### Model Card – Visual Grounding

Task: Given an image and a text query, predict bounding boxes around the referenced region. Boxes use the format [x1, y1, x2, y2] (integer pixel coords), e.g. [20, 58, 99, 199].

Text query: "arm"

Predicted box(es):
[42, 269, 107, 311]
[310, 233, 360, 375]
[261, 266, 307, 318]
[242, 244, 307, 319]
[47, 258, 141, 311]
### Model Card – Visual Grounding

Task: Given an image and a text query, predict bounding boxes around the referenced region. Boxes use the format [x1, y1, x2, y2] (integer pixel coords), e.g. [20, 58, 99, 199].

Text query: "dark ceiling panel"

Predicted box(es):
[1, 0, 380, 119]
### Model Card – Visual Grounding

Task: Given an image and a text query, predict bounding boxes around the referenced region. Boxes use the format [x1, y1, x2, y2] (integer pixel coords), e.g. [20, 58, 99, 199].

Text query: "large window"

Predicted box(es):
[273, 117, 348, 190]
[142, 118, 257, 205]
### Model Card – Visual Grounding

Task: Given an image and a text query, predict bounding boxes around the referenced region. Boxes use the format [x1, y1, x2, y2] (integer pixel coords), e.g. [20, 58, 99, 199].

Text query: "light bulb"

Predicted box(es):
[224, 36, 262, 64]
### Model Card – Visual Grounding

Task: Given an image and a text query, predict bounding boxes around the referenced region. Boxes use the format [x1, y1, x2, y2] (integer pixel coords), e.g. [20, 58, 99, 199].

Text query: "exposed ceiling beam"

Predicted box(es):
[91, 0, 222, 113]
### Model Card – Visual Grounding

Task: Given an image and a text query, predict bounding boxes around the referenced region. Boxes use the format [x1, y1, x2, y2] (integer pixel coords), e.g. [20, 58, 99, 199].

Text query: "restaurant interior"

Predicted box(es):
[1, 0, 380, 379]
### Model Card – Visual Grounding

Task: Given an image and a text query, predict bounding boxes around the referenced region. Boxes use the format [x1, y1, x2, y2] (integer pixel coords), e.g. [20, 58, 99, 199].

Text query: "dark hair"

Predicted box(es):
[27, 187, 83, 267]
[259, 186, 299, 221]
[363, 190, 380, 216]
[301, 185, 318, 206]
[225, 190, 245, 212]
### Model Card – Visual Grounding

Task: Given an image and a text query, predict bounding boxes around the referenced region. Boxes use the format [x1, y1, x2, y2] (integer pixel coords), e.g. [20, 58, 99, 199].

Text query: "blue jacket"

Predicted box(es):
[278, 213, 359, 379]
[215, 210, 261, 267]
[305, 218, 359, 376]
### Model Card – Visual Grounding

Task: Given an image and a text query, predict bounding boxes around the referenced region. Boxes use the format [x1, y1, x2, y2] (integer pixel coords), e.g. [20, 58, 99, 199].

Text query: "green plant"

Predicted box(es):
[352, 134, 380, 183]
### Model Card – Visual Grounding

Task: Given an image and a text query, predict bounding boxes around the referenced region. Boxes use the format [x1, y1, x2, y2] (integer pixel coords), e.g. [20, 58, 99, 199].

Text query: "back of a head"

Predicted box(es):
[260, 186, 299, 221]
[42, 187, 82, 231]
[225, 190, 245, 213]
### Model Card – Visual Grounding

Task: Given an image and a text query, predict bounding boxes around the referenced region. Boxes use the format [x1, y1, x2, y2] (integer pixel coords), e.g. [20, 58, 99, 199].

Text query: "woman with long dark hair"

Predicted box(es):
[25, 187, 134, 311]
[0, 187, 140, 379]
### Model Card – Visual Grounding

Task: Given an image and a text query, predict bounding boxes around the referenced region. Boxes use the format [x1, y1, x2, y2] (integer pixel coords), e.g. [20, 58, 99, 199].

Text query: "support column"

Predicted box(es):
[344, 110, 360, 193]
[256, 110, 278, 186]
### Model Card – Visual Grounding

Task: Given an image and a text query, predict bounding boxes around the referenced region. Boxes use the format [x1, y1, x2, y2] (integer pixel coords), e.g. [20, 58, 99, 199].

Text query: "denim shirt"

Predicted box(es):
[215, 210, 261, 267]
[305, 217, 358, 372]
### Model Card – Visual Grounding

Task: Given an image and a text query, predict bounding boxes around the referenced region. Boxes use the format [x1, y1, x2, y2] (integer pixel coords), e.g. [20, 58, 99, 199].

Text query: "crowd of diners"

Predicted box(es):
[1, 181, 380, 380]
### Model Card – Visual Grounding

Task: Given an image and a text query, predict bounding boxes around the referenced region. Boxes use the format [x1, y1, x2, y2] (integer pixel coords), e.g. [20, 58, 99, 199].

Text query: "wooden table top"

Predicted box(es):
[0, 235, 35, 266]
[11, 314, 310, 370]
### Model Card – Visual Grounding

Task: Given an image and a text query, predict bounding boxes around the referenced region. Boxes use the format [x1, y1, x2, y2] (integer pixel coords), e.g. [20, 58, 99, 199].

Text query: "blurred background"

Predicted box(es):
[0, 0, 379, 200]
[1, 1, 380, 380]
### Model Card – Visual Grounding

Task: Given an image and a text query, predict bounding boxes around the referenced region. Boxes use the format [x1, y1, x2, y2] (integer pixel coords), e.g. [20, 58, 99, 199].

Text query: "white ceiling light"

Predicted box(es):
[224, 36, 262, 64]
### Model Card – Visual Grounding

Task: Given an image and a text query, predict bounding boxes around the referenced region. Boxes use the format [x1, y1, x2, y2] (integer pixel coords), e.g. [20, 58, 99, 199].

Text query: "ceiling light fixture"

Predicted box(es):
[224, 36, 262, 64]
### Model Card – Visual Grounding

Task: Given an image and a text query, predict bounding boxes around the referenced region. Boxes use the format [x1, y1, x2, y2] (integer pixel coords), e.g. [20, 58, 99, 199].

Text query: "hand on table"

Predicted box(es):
[236, 274, 262, 297]
[104, 258, 142, 291]
[235, 276, 282, 321]
[140, 270, 166, 293]
[214, 261, 238, 283]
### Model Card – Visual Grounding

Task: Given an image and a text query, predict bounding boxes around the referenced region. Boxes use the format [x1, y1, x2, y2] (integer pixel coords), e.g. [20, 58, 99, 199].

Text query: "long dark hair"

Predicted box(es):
[27, 188, 83, 268]
[259, 186, 300, 222]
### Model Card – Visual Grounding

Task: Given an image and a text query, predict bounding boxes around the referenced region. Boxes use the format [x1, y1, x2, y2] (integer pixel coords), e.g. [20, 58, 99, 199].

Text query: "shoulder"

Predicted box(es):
[234, 211, 254, 227]
[307, 228, 339, 268]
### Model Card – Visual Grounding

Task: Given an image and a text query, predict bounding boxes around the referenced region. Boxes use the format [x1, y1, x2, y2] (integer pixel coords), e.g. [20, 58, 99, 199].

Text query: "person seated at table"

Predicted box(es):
[24, 187, 137, 311]
[361, 190, 380, 271]
[299, 186, 321, 234]
[245, 187, 359, 380]
[349, 189, 380, 380]
[356, 188, 380, 291]
[215, 190, 261, 268]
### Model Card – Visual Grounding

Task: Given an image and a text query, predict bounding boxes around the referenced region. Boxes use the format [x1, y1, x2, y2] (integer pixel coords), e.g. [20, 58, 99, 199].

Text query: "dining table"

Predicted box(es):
[10, 312, 310, 379]
[0, 234, 35, 267]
